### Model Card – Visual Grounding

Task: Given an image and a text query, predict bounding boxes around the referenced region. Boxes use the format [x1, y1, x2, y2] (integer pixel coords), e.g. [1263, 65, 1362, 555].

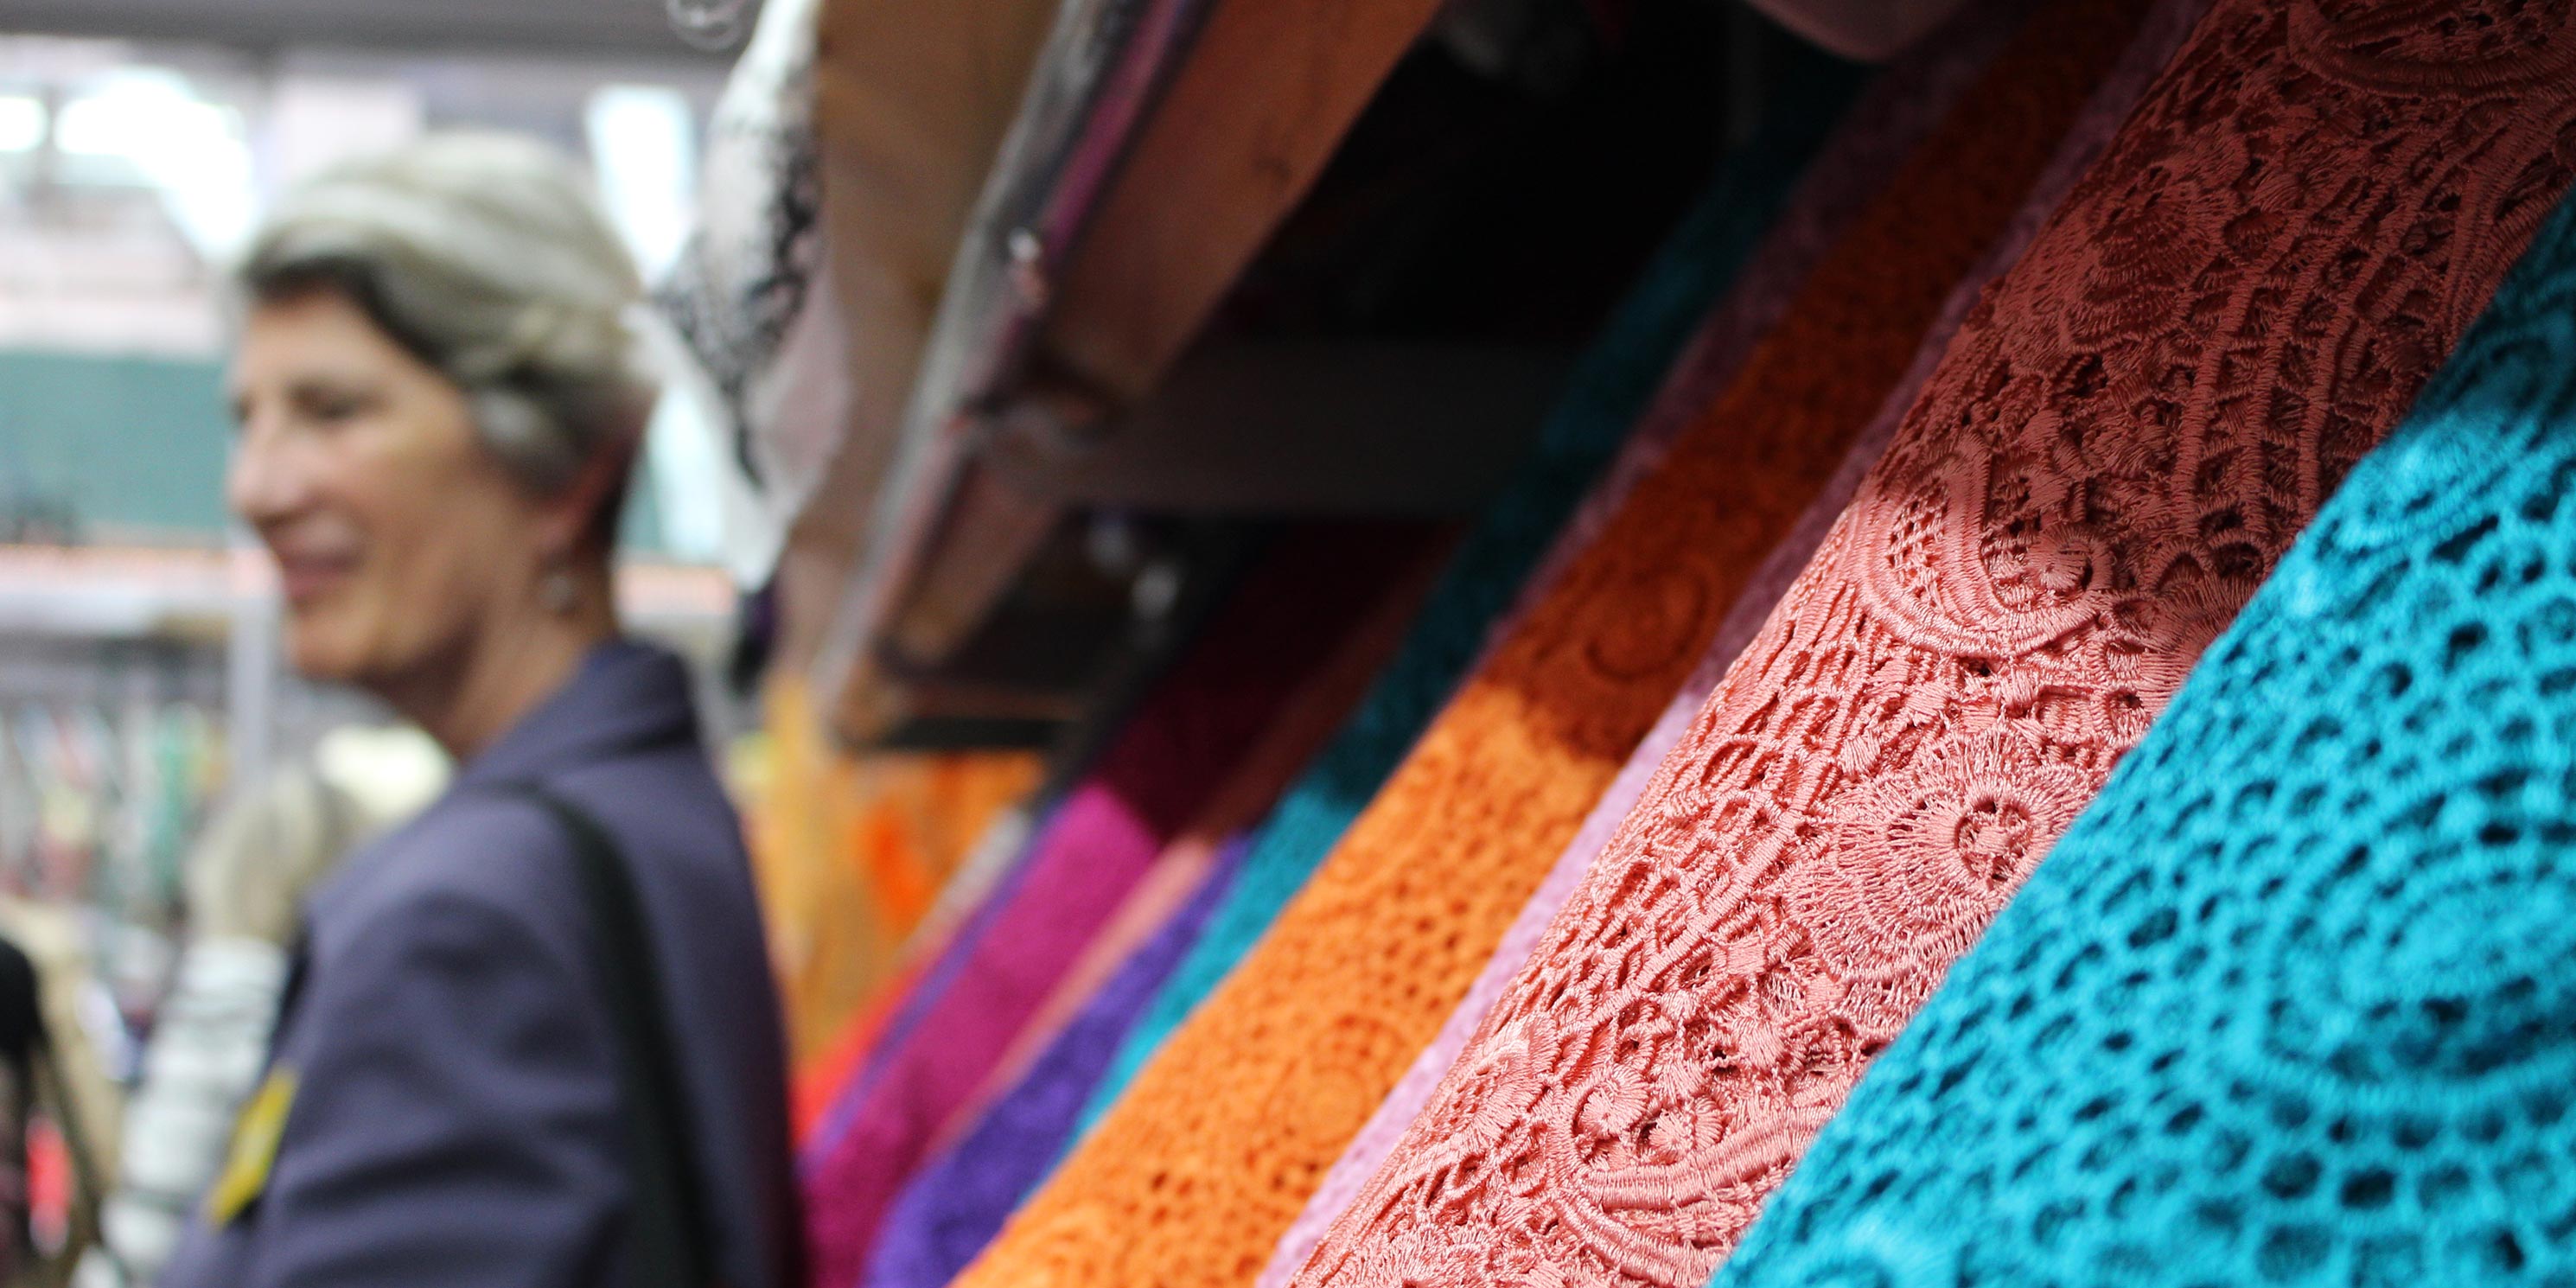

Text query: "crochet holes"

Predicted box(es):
[1877, 484, 1953, 618]
[2431, 514, 2502, 565]
[2517, 596, 2576, 651]
[2260, 1152, 2322, 1200]
[2340, 1168, 2398, 1210]
[2331, 0, 2576, 67]
[2256, 1225, 2332, 1281]
[1954, 792, 2045, 885]
[1302, 1, 2576, 1284]
[2126, 907, 2179, 948]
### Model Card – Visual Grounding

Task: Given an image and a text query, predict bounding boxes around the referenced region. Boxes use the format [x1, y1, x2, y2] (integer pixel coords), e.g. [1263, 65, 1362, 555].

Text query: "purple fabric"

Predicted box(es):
[1251, 0, 2217, 1279]
[860, 834, 1251, 1288]
[797, 527, 1424, 1288]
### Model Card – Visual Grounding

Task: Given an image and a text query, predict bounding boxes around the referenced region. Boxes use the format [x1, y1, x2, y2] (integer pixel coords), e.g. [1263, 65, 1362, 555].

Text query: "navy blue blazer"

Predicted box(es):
[163, 641, 798, 1288]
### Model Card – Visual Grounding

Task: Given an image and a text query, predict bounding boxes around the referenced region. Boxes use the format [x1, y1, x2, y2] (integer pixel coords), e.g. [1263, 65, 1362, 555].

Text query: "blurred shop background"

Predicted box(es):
[0, 2, 768, 1248]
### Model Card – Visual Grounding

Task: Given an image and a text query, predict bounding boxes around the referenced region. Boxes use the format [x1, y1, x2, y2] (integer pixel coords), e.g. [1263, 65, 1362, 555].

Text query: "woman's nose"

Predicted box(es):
[226, 418, 304, 526]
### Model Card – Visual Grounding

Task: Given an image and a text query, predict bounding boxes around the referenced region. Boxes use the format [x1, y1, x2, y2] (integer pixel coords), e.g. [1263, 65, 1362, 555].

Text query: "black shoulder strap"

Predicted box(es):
[498, 783, 714, 1288]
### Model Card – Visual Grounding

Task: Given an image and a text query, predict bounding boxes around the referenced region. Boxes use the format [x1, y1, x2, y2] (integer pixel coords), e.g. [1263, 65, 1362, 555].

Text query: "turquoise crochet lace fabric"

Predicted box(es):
[1074, 41, 1873, 1137]
[1711, 187, 2576, 1288]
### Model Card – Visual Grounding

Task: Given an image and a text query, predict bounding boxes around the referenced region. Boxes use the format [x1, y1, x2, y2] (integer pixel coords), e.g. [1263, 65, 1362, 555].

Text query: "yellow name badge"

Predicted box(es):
[207, 1067, 299, 1227]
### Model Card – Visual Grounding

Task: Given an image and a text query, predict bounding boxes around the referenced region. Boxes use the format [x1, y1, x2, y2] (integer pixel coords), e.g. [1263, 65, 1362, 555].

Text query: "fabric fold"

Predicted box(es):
[1717, 174, 2576, 1288]
[798, 525, 1436, 1285]
[1295, 4, 2576, 1285]
[951, 0, 2154, 1282]
[1253, 0, 2222, 1278]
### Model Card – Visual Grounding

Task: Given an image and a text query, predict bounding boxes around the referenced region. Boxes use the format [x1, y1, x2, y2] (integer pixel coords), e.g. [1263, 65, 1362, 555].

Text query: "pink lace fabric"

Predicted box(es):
[1292, 4, 2576, 1286]
[1249, 5, 2082, 1280]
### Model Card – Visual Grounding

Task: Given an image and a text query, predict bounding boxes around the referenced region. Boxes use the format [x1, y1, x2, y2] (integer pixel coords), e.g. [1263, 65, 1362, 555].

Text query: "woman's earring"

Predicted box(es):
[540, 565, 580, 615]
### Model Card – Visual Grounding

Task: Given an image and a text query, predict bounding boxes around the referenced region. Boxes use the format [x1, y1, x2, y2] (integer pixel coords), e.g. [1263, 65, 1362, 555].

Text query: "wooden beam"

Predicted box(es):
[810, 0, 1449, 739]
[781, 0, 1060, 667]
[809, 0, 1215, 728]
[1038, 0, 1449, 399]
[980, 339, 1568, 513]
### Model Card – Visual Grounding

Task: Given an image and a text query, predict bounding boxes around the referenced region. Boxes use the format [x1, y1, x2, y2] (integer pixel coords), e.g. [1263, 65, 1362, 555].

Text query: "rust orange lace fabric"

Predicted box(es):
[949, 3, 2152, 1283]
[1296, 4, 2576, 1287]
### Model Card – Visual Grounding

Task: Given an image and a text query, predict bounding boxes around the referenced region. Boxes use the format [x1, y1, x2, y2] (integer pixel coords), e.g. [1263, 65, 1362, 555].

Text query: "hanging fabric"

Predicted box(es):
[793, 954, 927, 1145]
[800, 524, 1442, 1285]
[803, 525, 1433, 1170]
[853, 756, 1043, 947]
[947, 0, 2156, 1280]
[892, 802, 1042, 969]
[807, 797, 1063, 1149]
[1714, 170, 2576, 1288]
[949, 536, 1442, 1155]
[1294, 5, 2576, 1286]
[787, 800, 1053, 1141]
[874, 48, 1882, 1281]
[863, 837, 1249, 1288]
[746, 677, 1043, 1074]
[1071, 30, 1880, 1146]
[1259, 0, 2217, 1278]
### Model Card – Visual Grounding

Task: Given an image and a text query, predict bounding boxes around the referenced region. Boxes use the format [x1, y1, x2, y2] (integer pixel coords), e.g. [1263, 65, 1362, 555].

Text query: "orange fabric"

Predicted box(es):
[950, 3, 2150, 1284]
[855, 806, 934, 934]
[869, 753, 1044, 930]
[743, 679, 1042, 1071]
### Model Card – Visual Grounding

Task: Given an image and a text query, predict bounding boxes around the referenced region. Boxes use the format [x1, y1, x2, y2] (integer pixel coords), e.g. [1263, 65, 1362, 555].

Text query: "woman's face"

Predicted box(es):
[227, 290, 560, 689]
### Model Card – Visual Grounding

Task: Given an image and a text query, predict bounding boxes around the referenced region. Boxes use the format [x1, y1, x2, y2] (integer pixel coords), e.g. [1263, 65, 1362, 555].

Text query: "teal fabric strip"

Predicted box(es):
[1713, 188, 2576, 1288]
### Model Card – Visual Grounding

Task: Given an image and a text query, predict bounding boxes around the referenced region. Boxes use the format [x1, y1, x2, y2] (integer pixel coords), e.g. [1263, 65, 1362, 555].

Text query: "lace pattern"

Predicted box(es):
[1248, 0, 2210, 1277]
[1296, 5, 2576, 1287]
[1716, 167, 2576, 1288]
[947, 2, 2152, 1285]
[1069, 37, 1869, 1145]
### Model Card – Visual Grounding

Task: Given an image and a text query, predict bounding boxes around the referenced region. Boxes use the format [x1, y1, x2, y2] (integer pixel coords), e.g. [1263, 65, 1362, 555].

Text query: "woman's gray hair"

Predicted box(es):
[236, 132, 656, 504]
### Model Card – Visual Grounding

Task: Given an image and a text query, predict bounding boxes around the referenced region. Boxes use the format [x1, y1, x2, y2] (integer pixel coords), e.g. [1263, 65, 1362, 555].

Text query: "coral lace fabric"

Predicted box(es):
[1298, 4, 2576, 1287]
[950, 3, 2150, 1285]
[1260, 4, 2226, 1283]
[1718, 175, 2576, 1288]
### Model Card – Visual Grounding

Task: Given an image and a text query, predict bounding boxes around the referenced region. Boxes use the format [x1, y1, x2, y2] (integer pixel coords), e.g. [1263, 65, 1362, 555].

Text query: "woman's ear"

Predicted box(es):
[539, 431, 641, 561]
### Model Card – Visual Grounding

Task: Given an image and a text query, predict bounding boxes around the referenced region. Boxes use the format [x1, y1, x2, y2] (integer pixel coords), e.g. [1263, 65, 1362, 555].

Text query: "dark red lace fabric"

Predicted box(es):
[1295, 4, 2576, 1286]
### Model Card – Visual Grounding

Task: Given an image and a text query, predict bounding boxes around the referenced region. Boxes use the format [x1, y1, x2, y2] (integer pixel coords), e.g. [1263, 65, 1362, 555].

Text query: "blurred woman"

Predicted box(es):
[160, 134, 797, 1288]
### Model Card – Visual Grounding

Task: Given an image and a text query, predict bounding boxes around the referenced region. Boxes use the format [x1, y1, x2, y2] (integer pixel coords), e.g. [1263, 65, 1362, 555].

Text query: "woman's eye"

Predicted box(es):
[303, 392, 370, 426]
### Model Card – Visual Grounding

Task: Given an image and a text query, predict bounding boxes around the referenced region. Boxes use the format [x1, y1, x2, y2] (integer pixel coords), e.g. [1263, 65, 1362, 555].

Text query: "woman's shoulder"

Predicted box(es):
[301, 787, 594, 969]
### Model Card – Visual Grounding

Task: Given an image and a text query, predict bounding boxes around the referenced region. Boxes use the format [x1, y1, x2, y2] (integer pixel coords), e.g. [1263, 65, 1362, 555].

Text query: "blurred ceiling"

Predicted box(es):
[0, 0, 748, 61]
